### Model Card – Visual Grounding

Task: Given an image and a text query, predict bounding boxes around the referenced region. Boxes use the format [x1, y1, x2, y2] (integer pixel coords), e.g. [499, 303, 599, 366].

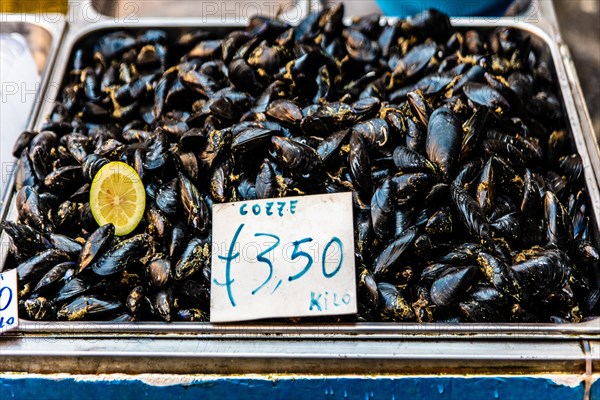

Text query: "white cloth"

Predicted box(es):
[0, 33, 40, 192]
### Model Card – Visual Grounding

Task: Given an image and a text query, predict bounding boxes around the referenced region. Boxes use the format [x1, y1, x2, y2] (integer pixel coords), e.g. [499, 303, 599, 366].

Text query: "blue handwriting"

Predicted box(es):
[0, 273, 16, 328]
[215, 223, 344, 308]
[239, 200, 298, 217]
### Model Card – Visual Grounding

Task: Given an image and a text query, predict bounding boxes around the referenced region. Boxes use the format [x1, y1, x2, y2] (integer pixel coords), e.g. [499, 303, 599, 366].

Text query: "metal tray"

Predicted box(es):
[1, 12, 599, 343]
[0, 14, 65, 221]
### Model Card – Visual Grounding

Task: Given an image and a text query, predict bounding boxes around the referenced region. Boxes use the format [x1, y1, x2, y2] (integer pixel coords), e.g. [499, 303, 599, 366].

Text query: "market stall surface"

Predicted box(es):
[0, 374, 596, 399]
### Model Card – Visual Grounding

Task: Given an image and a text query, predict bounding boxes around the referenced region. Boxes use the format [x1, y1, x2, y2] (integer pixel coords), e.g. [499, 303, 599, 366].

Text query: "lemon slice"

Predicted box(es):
[90, 161, 146, 236]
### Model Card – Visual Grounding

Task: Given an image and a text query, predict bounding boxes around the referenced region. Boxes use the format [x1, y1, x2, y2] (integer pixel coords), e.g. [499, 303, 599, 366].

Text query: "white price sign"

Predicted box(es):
[210, 192, 357, 322]
[0, 269, 19, 333]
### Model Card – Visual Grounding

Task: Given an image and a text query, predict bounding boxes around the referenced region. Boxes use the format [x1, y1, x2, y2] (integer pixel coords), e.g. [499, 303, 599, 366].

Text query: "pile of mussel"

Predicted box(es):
[2, 6, 599, 322]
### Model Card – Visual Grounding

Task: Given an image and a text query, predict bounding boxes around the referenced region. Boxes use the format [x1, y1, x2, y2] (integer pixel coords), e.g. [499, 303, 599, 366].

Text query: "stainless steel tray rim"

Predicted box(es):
[6, 318, 599, 339]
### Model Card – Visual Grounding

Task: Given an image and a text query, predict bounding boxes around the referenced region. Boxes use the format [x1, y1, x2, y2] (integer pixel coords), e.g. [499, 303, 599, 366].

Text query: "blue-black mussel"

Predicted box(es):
[1, 8, 597, 323]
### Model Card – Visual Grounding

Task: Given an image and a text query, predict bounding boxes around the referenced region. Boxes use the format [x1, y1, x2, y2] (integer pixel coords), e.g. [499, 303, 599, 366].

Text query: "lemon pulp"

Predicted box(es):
[90, 161, 146, 236]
